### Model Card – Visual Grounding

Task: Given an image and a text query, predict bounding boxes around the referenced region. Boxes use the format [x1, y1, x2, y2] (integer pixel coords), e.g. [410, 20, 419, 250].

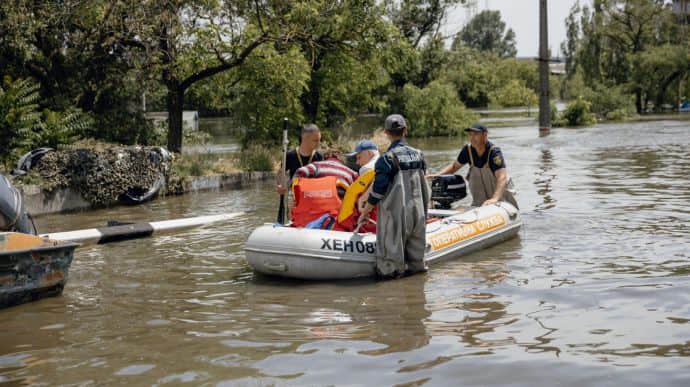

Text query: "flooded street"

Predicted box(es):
[2, 120, 689, 386]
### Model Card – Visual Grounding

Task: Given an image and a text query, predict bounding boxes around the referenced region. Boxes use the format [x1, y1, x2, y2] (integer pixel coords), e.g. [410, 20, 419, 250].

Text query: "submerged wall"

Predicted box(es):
[19, 171, 274, 215]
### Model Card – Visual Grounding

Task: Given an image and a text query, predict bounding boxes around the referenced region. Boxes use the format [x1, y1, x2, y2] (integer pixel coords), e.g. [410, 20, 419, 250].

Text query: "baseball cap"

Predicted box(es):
[384, 114, 407, 132]
[464, 123, 488, 133]
[347, 139, 378, 156]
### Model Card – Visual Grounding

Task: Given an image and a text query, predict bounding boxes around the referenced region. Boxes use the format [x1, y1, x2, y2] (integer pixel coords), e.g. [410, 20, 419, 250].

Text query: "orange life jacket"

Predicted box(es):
[291, 176, 342, 228]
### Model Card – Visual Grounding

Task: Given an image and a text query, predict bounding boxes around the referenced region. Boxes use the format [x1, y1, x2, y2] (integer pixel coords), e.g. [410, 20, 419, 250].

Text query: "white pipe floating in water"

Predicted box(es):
[42, 212, 245, 245]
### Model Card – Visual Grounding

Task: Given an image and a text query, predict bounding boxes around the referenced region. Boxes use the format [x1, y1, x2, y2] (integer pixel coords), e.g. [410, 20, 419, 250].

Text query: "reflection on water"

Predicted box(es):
[2, 120, 690, 385]
[534, 148, 556, 212]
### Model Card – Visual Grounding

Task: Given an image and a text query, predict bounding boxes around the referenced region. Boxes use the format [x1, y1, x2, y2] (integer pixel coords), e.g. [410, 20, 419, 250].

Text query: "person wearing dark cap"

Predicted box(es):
[358, 114, 430, 279]
[432, 123, 518, 209]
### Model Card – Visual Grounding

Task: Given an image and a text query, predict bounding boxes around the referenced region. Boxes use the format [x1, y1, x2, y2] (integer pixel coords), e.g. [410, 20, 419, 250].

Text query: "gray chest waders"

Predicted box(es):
[375, 153, 430, 278]
[466, 145, 519, 209]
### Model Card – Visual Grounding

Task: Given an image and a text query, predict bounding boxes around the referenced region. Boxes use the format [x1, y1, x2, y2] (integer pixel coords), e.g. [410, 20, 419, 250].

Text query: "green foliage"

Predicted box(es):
[550, 101, 559, 123]
[495, 58, 539, 92]
[443, 49, 499, 108]
[489, 79, 538, 108]
[34, 108, 93, 149]
[236, 145, 276, 172]
[555, 97, 596, 127]
[317, 46, 389, 124]
[3, 0, 686, 163]
[562, 0, 684, 113]
[563, 67, 638, 121]
[413, 35, 450, 88]
[562, 67, 589, 100]
[221, 45, 310, 146]
[0, 77, 92, 166]
[388, 0, 462, 49]
[294, 0, 390, 126]
[402, 81, 478, 137]
[0, 77, 42, 164]
[584, 83, 636, 120]
[630, 44, 689, 111]
[452, 10, 517, 58]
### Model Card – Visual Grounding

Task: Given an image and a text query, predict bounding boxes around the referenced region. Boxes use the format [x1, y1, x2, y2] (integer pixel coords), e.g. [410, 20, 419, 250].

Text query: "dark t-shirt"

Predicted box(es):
[456, 141, 506, 173]
[285, 149, 323, 178]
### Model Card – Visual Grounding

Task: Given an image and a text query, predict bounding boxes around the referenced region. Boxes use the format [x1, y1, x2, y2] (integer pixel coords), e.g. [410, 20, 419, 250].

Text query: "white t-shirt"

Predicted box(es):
[359, 154, 379, 175]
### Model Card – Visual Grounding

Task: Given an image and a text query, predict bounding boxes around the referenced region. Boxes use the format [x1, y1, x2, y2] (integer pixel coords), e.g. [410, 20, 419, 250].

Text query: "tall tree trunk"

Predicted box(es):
[167, 87, 184, 153]
[656, 71, 683, 112]
[635, 89, 642, 114]
[301, 67, 322, 123]
[538, 0, 551, 132]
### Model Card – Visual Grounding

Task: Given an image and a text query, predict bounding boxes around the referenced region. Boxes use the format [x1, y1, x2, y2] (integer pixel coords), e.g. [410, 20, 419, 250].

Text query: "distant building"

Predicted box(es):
[549, 62, 566, 76]
[145, 111, 200, 131]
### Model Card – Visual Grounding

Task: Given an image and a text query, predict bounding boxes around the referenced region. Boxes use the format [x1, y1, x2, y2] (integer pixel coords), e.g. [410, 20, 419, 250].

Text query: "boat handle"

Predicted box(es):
[263, 261, 288, 272]
[446, 210, 479, 224]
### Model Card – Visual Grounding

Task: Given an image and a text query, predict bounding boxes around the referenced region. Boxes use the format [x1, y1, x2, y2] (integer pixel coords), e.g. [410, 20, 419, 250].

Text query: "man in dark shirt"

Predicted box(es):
[431, 123, 517, 208]
[276, 124, 323, 195]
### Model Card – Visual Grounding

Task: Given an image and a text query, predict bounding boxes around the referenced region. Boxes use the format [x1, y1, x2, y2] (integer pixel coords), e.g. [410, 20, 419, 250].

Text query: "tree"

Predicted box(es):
[388, 0, 462, 49]
[293, 1, 390, 124]
[120, 1, 284, 153]
[631, 45, 689, 111]
[453, 10, 517, 58]
[569, 0, 672, 112]
[383, 0, 463, 102]
[402, 80, 477, 137]
[561, 1, 581, 77]
[414, 35, 450, 88]
[0, 1, 150, 143]
[442, 48, 502, 108]
[223, 45, 311, 146]
[489, 79, 538, 109]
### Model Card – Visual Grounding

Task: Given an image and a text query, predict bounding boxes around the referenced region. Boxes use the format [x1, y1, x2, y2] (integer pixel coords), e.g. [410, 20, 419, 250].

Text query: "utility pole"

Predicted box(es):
[539, 0, 551, 132]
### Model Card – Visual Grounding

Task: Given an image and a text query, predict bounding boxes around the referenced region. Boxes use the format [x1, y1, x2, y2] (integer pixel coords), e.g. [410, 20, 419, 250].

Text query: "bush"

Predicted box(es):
[582, 83, 636, 120]
[0, 77, 42, 166]
[34, 108, 93, 149]
[236, 145, 276, 172]
[0, 76, 93, 167]
[555, 97, 596, 127]
[489, 79, 538, 108]
[402, 81, 478, 137]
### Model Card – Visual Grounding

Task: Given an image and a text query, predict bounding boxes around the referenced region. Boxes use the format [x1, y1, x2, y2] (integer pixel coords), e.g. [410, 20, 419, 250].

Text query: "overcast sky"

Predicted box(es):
[444, 0, 592, 57]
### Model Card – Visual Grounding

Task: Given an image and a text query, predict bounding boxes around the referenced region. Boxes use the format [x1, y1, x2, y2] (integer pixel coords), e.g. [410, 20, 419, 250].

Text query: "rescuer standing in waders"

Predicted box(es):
[358, 114, 430, 279]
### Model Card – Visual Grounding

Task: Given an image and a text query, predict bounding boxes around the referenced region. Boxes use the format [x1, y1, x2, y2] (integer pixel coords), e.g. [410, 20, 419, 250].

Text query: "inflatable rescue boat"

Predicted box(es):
[245, 201, 521, 280]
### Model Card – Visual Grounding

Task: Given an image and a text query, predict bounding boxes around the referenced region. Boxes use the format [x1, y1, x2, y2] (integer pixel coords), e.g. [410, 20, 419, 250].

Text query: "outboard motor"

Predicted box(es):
[431, 175, 467, 209]
[0, 173, 37, 234]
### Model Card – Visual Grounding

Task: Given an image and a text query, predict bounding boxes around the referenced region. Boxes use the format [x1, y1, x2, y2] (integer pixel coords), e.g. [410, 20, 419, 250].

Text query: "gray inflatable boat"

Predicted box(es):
[245, 202, 521, 280]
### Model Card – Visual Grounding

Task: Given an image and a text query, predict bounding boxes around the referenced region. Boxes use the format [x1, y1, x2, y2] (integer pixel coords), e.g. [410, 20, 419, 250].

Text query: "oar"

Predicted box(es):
[41, 212, 244, 245]
[277, 117, 289, 224]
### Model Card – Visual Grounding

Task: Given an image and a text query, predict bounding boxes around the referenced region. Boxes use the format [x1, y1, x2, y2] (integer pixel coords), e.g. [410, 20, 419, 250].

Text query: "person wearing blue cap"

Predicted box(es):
[358, 114, 430, 279]
[431, 123, 518, 209]
[349, 139, 380, 175]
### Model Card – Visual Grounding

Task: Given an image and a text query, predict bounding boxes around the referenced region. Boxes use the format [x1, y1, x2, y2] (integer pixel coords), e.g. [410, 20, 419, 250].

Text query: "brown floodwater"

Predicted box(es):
[1, 120, 689, 386]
